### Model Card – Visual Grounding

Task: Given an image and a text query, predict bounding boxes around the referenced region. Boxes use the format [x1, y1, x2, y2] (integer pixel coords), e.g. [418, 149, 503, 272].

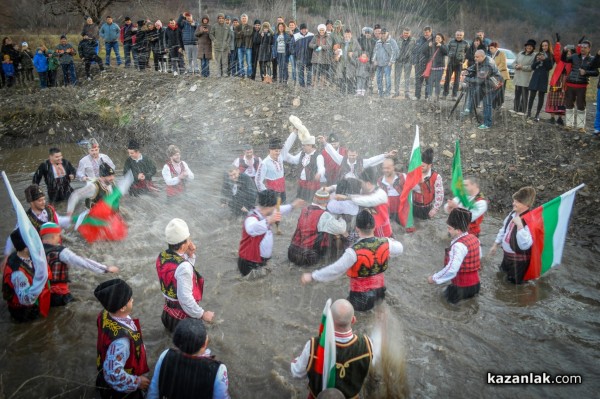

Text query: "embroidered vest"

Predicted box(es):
[27, 205, 57, 232]
[444, 234, 481, 287]
[290, 206, 329, 252]
[156, 250, 204, 304]
[307, 334, 373, 398]
[468, 192, 487, 237]
[413, 171, 438, 206]
[339, 157, 363, 179]
[377, 173, 406, 196]
[96, 310, 149, 376]
[238, 210, 268, 263]
[347, 237, 389, 278]
[238, 156, 260, 175]
[85, 180, 110, 209]
[2, 252, 52, 317]
[166, 161, 185, 197]
[43, 243, 69, 284]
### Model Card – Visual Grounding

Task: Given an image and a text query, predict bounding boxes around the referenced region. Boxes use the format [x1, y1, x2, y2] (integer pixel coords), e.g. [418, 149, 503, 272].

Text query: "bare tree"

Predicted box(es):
[41, 0, 135, 23]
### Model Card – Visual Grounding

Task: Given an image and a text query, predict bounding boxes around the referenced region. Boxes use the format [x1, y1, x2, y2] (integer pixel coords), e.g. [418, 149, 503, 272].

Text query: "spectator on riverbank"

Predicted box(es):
[100, 16, 122, 66]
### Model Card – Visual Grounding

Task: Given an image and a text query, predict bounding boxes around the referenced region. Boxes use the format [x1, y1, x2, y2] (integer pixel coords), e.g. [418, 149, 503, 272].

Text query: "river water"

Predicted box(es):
[0, 143, 598, 398]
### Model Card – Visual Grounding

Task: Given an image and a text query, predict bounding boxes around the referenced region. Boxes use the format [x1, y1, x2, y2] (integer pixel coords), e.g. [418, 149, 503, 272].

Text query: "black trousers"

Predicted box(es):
[444, 283, 480, 304]
[443, 62, 462, 96]
[348, 287, 386, 311]
[238, 257, 267, 276]
[500, 255, 530, 284]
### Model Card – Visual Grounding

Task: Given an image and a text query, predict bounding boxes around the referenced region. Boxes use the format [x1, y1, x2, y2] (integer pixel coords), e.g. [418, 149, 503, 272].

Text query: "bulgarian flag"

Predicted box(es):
[522, 184, 584, 281]
[2, 171, 51, 316]
[398, 126, 423, 228]
[451, 140, 473, 209]
[314, 298, 336, 391]
[75, 172, 133, 243]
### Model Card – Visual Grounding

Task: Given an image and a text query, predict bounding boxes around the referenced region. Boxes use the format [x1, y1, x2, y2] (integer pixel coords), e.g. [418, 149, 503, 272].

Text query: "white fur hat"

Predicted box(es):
[165, 218, 190, 245]
[289, 115, 314, 145]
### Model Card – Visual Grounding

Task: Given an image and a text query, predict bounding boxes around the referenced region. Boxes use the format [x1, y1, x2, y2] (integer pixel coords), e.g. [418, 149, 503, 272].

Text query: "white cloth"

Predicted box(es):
[327, 198, 360, 216]
[431, 232, 481, 284]
[312, 237, 403, 282]
[4, 209, 70, 256]
[444, 195, 488, 221]
[244, 205, 293, 258]
[317, 209, 347, 235]
[76, 154, 116, 181]
[495, 211, 533, 253]
[59, 247, 109, 273]
[161, 161, 194, 186]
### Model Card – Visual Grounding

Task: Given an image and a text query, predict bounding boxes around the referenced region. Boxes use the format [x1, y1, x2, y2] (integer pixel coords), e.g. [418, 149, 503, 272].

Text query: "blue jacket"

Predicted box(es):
[33, 51, 48, 72]
[99, 22, 120, 42]
[177, 15, 199, 45]
[292, 31, 314, 64]
[2, 62, 15, 77]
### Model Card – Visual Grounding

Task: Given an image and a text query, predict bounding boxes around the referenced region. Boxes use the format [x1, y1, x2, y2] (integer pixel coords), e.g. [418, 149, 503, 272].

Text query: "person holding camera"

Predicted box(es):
[562, 39, 598, 132]
[527, 40, 554, 122]
[461, 49, 503, 130]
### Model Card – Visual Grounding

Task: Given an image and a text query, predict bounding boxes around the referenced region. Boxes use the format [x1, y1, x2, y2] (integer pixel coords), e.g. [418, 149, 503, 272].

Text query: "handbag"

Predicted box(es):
[422, 48, 439, 78]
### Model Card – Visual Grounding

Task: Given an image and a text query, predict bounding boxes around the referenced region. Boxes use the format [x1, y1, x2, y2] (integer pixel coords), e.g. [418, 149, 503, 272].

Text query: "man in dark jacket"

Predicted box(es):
[32, 147, 76, 203]
[462, 50, 503, 130]
[292, 23, 314, 87]
[165, 19, 184, 75]
[78, 35, 104, 80]
[196, 16, 212, 77]
[394, 28, 415, 99]
[221, 167, 258, 217]
[413, 26, 433, 100]
[120, 17, 135, 68]
[251, 19, 262, 80]
[562, 40, 598, 132]
[444, 30, 469, 99]
[177, 12, 199, 73]
[236, 14, 254, 78]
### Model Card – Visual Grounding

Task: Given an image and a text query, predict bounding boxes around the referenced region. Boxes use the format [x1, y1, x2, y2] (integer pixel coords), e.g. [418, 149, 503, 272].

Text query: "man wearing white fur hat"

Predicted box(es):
[286, 115, 325, 202]
[156, 218, 214, 332]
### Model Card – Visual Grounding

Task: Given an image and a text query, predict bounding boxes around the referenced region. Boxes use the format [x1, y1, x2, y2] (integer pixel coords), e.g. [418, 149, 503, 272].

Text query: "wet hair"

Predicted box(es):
[173, 318, 207, 354]
[258, 190, 278, 207]
[336, 178, 362, 195]
[422, 148, 434, 164]
[49, 147, 61, 155]
[358, 167, 378, 185]
[356, 209, 375, 230]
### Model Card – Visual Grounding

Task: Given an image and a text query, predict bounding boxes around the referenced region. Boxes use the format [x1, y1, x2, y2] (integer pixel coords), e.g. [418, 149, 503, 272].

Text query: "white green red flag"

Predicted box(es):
[398, 126, 423, 228]
[522, 184, 584, 280]
[74, 172, 133, 243]
[2, 171, 50, 316]
[451, 140, 473, 209]
[315, 298, 336, 391]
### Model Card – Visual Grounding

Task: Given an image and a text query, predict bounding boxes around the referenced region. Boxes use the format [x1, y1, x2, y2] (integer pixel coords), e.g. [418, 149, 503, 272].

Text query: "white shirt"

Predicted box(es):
[350, 187, 388, 208]
[312, 237, 403, 282]
[254, 132, 296, 191]
[285, 148, 325, 181]
[379, 173, 406, 197]
[323, 142, 386, 179]
[67, 180, 114, 214]
[432, 232, 481, 284]
[444, 195, 488, 221]
[170, 253, 205, 319]
[76, 154, 116, 181]
[313, 204, 347, 235]
[244, 205, 293, 258]
[162, 161, 194, 186]
[327, 198, 360, 216]
[495, 211, 533, 254]
[232, 156, 262, 178]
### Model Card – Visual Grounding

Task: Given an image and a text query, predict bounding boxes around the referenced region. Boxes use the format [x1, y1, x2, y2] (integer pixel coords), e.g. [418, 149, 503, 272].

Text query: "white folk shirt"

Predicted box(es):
[432, 232, 481, 284]
[67, 180, 114, 214]
[323, 142, 386, 179]
[495, 211, 533, 254]
[232, 156, 262, 178]
[380, 173, 406, 197]
[254, 132, 296, 191]
[285, 148, 325, 181]
[443, 195, 488, 222]
[245, 205, 294, 258]
[172, 252, 205, 319]
[76, 154, 116, 181]
[161, 161, 194, 186]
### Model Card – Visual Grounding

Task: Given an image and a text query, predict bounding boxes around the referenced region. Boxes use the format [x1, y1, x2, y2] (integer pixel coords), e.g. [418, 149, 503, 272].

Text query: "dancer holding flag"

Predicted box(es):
[2, 172, 51, 322]
[444, 141, 487, 237]
[291, 299, 373, 398]
[397, 126, 423, 232]
[489, 187, 536, 284]
[490, 184, 584, 283]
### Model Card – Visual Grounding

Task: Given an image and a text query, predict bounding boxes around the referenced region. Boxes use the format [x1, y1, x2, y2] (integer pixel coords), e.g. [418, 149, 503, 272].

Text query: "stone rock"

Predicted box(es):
[333, 114, 343, 121]
[442, 149, 453, 158]
[292, 98, 301, 107]
[48, 128, 55, 135]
